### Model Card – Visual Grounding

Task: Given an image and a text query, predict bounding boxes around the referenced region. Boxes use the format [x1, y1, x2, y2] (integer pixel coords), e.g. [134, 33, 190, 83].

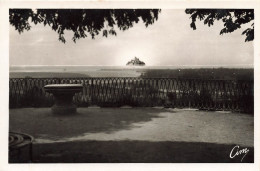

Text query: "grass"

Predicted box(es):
[11, 140, 254, 163]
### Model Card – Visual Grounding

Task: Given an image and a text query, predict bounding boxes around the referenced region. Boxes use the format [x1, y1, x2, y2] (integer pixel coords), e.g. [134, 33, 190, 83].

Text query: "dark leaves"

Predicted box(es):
[185, 9, 254, 42]
[9, 9, 33, 34]
[103, 30, 108, 37]
[9, 9, 161, 43]
[242, 28, 254, 42]
[190, 22, 196, 30]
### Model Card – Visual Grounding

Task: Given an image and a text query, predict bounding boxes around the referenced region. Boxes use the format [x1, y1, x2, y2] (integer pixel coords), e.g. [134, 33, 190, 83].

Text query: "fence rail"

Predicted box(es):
[9, 77, 254, 113]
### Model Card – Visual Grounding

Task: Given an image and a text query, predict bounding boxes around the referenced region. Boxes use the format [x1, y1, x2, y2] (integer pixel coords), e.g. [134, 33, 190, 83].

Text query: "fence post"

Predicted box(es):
[24, 77, 28, 107]
[91, 78, 93, 104]
[188, 80, 191, 108]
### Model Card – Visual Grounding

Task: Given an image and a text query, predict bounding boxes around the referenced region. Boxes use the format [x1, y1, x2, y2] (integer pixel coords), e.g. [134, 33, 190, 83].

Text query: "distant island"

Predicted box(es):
[126, 57, 145, 66]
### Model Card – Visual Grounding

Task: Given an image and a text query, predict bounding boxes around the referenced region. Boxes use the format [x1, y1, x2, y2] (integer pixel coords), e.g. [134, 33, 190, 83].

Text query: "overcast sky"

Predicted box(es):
[9, 9, 254, 66]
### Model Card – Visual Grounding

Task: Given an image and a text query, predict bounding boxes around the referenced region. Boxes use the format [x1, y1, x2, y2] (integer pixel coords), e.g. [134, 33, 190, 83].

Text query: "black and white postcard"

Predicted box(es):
[0, 1, 259, 171]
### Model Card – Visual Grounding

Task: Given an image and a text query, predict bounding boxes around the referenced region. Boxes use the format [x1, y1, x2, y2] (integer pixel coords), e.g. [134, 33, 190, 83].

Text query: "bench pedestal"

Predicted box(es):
[44, 84, 83, 115]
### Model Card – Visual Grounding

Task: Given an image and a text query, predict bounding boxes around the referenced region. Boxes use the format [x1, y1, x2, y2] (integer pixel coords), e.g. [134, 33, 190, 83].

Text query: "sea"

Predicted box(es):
[9, 65, 254, 78]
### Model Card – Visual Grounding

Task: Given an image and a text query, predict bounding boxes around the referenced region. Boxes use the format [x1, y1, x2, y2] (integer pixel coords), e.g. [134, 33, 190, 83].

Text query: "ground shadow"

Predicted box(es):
[10, 140, 254, 163]
[9, 108, 166, 139]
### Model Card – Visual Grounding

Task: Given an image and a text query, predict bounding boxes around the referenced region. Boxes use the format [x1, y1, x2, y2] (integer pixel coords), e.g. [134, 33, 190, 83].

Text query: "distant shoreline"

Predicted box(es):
[9, 67, 254, 80]
[10, 65, 254, 67]
[10, 65, 254, 72]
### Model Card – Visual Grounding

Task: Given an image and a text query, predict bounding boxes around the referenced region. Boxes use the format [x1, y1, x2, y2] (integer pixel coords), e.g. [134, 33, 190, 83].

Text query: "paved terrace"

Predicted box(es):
[9, 107, 254, 163]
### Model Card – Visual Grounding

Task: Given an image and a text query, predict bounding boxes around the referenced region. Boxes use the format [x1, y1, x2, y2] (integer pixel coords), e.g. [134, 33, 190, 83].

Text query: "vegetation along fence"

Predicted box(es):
[9, 77, 254, 113]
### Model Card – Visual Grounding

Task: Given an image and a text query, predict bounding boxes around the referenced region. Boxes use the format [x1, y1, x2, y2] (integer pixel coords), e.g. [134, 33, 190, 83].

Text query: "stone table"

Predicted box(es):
[44, 84, 83, 115]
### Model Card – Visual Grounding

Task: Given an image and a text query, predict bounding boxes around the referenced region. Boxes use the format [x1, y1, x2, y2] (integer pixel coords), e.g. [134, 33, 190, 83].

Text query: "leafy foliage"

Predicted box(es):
[9, 9, 161, 43]
[185, 9, 254, 42]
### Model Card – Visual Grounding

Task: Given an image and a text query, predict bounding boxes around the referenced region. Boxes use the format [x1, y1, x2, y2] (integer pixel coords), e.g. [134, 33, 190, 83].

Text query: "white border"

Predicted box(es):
[1, 1, 259, 171]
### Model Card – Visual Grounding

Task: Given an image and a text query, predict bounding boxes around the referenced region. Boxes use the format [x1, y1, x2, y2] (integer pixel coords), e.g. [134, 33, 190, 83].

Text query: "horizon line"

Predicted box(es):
[10, 64, 254, 67]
